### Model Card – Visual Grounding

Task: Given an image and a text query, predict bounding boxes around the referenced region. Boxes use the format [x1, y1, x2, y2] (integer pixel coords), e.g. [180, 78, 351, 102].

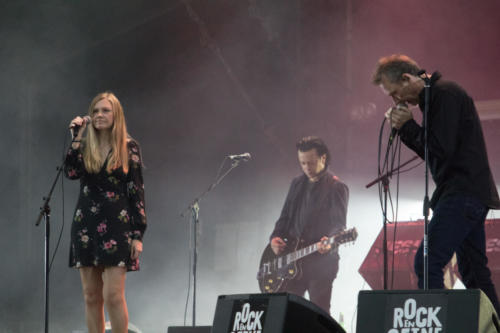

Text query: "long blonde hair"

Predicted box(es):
[83, 92, 129, 174]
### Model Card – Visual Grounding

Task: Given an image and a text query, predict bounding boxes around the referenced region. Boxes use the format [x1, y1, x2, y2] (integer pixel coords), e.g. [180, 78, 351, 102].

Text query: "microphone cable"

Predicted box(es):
[48, 129, 70, 273]
[376, 113, 402, 289]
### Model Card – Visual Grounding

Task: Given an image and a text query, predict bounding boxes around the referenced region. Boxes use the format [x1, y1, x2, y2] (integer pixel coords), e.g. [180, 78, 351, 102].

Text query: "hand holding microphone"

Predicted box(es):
[69, 115, 91, 142]
[384, 102, 412, 130]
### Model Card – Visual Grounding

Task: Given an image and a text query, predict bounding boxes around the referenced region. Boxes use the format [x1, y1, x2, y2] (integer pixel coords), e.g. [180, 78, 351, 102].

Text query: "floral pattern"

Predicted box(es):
[102, 239, 118, 254]
[77, 228, 89, 249]
[97, 221, 107, 234]
[74, 209, 83, 222]
[118, 209, 130, 223]
[105, 191, 120, 202]
[64, 140, 147, 271]
[89, 201, 100, 215]
[108, 176, 119, 185]
[127, 181, 136, 195]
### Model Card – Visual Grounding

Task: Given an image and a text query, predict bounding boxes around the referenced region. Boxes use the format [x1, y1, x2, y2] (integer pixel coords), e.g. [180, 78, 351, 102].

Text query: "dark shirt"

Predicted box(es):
[297, 181, 315, 235]
[270, 170, 349, 248]
[399, 72, 500, 209]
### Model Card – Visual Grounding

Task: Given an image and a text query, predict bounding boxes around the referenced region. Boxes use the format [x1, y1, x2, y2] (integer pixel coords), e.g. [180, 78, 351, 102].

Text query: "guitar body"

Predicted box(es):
[257, 238, 303, 293]
[257, 228, 358, 294]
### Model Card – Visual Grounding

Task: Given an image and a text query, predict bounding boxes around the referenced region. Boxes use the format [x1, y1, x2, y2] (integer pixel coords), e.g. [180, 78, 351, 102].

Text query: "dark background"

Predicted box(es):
[1, 0, 500, 332]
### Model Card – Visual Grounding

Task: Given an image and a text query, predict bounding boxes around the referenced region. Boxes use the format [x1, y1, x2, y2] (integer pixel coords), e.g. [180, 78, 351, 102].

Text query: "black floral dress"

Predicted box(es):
[64, 140, 147, 271]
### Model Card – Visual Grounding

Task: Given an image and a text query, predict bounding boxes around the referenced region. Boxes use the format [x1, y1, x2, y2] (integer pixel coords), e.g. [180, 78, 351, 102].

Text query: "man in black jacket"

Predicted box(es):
[373, 54, 500, 314]
[269, 136, 349, 313]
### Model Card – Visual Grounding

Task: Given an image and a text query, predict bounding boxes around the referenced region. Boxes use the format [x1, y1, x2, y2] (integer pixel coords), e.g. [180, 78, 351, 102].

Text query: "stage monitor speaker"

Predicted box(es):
[357, 289, 499, 333]
[211, 292, 345, 333]
[167, 326, 212, 333]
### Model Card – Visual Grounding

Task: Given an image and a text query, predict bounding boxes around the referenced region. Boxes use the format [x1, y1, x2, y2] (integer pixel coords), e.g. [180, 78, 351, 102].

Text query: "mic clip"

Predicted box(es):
[228, 153, 251, 162]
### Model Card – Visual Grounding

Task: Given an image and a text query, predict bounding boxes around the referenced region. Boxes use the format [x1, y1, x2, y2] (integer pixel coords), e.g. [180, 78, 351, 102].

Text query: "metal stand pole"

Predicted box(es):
[366, 156, 420, 289]
[44, 212, 50, 333]
[191, 202, 199, 326]
[182, 159, 245, 326]
[422, 74, 431, 290]
[36, 163, 65, 333]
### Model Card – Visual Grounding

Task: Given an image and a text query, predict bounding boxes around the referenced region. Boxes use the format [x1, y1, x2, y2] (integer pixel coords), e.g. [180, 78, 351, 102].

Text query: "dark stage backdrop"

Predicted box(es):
[1, 1, 499, 332]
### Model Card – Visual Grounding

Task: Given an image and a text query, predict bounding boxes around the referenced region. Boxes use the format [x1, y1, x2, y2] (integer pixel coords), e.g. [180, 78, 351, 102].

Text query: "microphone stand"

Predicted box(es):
[180, 157, 246, 326]
[35, 160, 66, 333]
[366, 155, 419, 290]
[422, 73, 431, 290]
[35, 127, 80, 333]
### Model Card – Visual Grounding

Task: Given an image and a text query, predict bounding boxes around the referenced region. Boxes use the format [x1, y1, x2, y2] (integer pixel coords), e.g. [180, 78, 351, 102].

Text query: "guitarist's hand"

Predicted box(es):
[271, 237, 286, 255]
[317, 236, 331, 254]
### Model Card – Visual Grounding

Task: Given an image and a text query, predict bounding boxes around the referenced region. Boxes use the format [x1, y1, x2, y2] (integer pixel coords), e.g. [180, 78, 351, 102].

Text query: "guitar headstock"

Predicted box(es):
[333, 227, 358, 245]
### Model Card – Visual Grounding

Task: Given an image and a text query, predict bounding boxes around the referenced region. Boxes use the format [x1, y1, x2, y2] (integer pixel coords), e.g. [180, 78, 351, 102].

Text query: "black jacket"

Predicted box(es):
[399, 72, 500, 209]
[270, 170, 349, 249]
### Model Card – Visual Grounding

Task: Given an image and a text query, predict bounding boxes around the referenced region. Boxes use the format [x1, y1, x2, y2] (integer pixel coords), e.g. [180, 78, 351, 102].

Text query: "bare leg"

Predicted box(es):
[102, 266, 128, 333]
[80, 267, 105, 333]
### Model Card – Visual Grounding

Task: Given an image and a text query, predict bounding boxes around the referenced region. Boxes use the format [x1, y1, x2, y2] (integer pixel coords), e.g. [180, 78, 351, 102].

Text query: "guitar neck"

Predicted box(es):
[286, 236, 335, 263]
[258, 228, 356, 284]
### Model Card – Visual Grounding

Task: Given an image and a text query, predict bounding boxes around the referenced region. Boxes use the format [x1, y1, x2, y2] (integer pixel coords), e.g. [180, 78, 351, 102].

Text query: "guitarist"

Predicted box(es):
[269, 136, 349, 314]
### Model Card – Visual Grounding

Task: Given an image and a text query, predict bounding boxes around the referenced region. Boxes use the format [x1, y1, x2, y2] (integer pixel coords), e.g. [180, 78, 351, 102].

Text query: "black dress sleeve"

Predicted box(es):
[64, 146, 85, 179]
[126, 140, 147, 241]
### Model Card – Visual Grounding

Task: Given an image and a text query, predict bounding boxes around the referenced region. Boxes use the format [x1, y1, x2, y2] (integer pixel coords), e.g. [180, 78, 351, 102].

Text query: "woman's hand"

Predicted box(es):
[131, 240, 143, 260]
[69, 116, 89, 145]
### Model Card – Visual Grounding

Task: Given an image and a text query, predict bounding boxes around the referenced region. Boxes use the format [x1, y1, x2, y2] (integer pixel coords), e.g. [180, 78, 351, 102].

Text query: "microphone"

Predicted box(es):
[388, 103, 407, 143]
[228, 153, 251, 161]
[70, 116, 91, 139]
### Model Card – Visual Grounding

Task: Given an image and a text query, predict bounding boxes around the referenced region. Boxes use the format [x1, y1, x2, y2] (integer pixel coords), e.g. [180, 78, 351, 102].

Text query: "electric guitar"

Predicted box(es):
[257, 227, 358, 293]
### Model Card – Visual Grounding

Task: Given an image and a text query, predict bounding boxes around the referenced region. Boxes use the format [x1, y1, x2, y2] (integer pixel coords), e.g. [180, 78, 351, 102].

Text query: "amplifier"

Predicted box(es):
[167, 326, 212, 333]
[356, 289, 499, 333]
[212, 292, 344, 333]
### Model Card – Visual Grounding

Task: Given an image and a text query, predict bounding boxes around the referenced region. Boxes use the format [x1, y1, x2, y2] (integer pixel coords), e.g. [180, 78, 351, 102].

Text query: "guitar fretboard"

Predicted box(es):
[276, 238, 334, 269]
[258, 228, 357, 278]
[288, 242, 318, 262]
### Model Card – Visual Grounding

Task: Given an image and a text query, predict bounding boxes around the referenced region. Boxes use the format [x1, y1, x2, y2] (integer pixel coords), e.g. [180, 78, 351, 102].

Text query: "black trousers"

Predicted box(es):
[414, 194, 500, 315]
[283, 256, 339, 314]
